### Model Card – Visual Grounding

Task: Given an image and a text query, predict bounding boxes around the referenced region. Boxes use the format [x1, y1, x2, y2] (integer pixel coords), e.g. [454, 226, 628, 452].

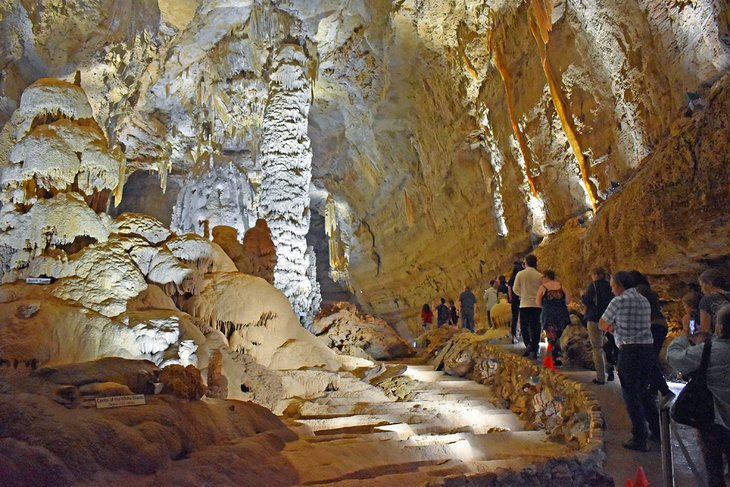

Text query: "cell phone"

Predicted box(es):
[689, 319, 696, 334]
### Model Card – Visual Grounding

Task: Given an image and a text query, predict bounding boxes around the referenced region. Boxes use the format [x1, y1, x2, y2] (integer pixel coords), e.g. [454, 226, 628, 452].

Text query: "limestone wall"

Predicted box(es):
[1, 0, 728, 325]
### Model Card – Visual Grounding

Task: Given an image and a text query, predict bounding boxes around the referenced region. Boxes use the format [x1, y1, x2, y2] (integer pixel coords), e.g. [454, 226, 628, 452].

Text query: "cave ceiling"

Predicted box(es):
[1, 0, 729, 322]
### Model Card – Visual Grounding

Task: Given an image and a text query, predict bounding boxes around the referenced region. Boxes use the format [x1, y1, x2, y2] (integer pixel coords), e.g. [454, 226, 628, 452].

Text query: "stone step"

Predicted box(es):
[297, 399, 510, 417]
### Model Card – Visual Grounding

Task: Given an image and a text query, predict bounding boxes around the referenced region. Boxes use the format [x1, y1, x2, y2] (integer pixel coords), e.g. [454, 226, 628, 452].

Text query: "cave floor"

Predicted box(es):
[281, 361, 572, 485]
[499, 341, 707, 487]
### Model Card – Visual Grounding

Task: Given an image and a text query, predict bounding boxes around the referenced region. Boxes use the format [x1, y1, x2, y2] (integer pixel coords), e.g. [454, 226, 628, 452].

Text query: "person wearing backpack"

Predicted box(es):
[435, 298, 450, 328]
[667, 304, 730, 487]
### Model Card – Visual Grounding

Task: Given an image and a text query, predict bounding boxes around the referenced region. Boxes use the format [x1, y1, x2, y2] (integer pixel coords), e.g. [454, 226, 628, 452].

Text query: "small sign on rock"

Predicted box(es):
[26, 277, 52, 284]
[95, 394, 146, 409]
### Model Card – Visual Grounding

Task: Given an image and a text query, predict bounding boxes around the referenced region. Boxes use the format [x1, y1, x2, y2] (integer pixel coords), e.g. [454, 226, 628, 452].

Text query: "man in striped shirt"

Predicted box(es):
[600, 271, 658, 451]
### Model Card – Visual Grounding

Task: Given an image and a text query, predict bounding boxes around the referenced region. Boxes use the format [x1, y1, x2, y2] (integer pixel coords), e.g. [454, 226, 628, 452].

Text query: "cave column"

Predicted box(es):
[258, 42, 319, 327]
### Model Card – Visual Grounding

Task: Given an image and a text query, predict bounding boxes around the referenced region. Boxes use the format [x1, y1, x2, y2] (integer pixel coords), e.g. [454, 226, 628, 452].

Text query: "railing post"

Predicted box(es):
[660, 406, 674, 487]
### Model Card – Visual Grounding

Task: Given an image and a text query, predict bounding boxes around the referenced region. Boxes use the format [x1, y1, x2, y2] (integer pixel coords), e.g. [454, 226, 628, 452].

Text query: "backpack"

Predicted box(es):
[671, 339, 715, 429]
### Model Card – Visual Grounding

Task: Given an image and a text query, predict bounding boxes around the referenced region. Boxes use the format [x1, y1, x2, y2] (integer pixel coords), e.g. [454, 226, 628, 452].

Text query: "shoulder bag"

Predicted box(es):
[670, 339, 715, 429]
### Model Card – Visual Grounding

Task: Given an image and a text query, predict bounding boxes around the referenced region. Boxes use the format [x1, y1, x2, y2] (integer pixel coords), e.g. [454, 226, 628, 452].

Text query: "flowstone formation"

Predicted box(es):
[0, 79, 352, 407]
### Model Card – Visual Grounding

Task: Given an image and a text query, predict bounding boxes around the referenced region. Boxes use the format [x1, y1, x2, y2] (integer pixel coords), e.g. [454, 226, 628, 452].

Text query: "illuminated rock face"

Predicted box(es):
[0, 80, 350, 408]
[258, 43, 319, 328]
[171, 157, 256, 240]
[0, 1, 728, 325]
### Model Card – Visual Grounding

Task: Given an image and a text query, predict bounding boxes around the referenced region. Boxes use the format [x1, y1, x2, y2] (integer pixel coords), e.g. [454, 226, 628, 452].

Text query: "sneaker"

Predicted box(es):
[622, 438, 650, 452]
[657, 391, 676, 409]
[522, 349, 531, 357]
[553, 359, 563, 367]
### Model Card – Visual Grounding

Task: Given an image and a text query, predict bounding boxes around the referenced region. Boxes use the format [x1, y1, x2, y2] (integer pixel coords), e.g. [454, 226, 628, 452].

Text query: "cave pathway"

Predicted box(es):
[281, 361, 572, 485]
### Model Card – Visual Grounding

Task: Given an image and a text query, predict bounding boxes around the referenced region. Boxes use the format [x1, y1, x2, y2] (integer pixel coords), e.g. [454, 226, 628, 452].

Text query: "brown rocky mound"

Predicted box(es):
[313, 302, 414, 360]
[0, 358, 298, 486]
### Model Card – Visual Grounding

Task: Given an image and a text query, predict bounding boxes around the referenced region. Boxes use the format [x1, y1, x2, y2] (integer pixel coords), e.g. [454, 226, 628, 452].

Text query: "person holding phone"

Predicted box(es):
[682, 291, 702, 335]
[667, 304, 730, 487]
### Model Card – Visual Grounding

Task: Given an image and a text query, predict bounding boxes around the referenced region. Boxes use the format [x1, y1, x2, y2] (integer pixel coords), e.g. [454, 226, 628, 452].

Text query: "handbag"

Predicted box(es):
[670, 339, 715, 429]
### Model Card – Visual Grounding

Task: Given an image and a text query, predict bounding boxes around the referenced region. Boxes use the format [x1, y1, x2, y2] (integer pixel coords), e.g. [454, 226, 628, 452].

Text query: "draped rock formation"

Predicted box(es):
[0, 0, 728, 324]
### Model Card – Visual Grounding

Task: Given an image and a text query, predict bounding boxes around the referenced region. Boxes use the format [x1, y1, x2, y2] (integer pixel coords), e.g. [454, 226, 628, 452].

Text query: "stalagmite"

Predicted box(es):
[258, 43, 319, 327]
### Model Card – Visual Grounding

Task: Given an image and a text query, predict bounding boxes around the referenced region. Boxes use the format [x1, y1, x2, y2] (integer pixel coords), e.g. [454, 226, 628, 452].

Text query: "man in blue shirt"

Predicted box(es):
[435, 298, 450, 327]
[459, 285, 476, 332]
[600, 271, 658, 451]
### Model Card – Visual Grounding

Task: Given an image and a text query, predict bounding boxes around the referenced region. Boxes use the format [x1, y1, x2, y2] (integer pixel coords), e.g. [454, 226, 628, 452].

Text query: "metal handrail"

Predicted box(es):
[661, 405, 709, 487]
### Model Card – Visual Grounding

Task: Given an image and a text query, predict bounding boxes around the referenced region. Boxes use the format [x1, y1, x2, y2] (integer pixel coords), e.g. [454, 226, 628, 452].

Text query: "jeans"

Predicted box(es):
[587, 321, 606, 381]
[699, 423, 730, 487]
[511, 299, 521, 340]
[520, 307, 542, 354]
[618, 344, 659, 442]
[649, 325, 671, 396]
[462, 312, 475, 332]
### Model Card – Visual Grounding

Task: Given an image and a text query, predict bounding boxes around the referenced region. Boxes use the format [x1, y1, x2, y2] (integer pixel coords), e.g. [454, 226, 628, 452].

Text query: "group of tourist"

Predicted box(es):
[422, 279, 510, 334]
[421, 298, 459, 329]
[501, 257, 729, 473]
[667, 270, 730, 485]
[589, 267, 729, 484]
[418, 258, 729, 481]
[507, 254, 573, 366]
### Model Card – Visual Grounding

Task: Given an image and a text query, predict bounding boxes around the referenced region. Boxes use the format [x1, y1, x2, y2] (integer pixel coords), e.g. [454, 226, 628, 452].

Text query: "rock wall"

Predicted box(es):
[323, 0, 730, 322]
[533, 73, 730, 317]
[1, 1, 728, 324]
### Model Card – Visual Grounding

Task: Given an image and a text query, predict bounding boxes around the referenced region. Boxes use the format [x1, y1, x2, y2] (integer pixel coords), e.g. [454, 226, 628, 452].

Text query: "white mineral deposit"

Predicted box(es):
[0, 1, 728, 486]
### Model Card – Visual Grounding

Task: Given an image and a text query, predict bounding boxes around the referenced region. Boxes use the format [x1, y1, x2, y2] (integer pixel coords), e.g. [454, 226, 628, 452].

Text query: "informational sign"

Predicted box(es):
[26, 277, 52, 284]
[95, 394, 146, 409]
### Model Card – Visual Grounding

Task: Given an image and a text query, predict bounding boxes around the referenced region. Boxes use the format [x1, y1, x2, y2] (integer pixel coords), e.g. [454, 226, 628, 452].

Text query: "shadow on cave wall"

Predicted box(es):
[111, 171, 181, 227]
[307, 211, 356, 306]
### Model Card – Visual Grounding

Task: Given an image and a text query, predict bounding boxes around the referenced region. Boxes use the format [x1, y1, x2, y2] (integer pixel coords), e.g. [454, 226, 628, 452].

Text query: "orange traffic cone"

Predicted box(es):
[634, 466, 650, 487]
[543, 343, 554, 369]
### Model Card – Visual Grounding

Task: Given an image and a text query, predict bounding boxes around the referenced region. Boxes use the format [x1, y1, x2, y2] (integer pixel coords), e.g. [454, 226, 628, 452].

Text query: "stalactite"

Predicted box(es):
[403, 190, 415, 226]
[477, 110, 509, 236]
[258, 42, 318, 328]
[457, 24, 479, 81]
[488, 28, 539, 199]
[528, 3, 598, 212]
[112, 146, 125, 207]
[325, 196, 349, 282]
